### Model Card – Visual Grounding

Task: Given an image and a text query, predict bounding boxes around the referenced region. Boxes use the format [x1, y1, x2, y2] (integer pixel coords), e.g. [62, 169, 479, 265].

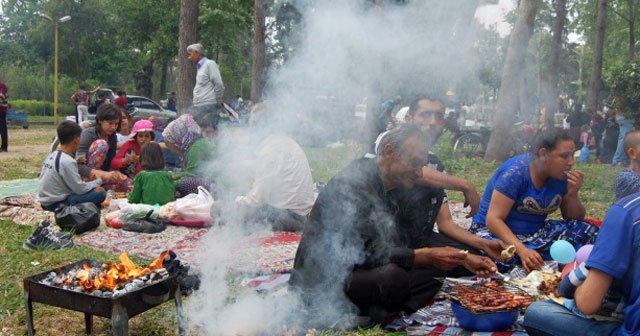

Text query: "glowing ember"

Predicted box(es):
[74, 251, 170, 292]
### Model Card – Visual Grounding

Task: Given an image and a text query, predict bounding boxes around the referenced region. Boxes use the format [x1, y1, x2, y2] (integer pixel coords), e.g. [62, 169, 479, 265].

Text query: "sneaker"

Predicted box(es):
[41, 221, 72, 240]
[23, 225, 73, 250]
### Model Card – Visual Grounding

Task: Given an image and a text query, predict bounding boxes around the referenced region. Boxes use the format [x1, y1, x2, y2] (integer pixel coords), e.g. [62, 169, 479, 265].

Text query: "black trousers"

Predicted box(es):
[244, 204, 306, 232]
[344, 232, 476, 315]
[0, 112, 7, 150]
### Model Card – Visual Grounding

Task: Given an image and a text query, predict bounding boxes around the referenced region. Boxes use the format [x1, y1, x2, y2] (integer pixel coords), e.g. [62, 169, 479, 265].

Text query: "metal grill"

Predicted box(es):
[23, 259, 184, 336]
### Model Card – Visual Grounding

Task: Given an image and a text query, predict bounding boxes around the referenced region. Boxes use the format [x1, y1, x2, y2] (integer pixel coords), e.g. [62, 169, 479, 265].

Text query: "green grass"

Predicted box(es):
[0, 220, 179, 335]
[304, 144, 362, 183]
[0, 131, 621, 335]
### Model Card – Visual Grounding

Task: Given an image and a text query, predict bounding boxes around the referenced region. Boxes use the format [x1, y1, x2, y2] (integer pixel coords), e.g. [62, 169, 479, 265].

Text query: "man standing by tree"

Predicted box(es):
[0, 79, 9, 152]
[187, 43, 225, 124]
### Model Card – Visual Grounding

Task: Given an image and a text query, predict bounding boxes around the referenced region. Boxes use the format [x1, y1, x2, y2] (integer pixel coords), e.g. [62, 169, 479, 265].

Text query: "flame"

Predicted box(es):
[74, 250, 170, 292]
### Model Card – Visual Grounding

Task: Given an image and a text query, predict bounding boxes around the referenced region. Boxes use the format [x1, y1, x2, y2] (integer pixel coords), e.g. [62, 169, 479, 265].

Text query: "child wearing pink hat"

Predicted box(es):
[111, 119, 154, 178]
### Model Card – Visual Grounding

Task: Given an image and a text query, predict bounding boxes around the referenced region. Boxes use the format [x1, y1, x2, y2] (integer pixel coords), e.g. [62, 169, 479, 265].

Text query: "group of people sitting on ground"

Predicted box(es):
[29, 88, 640, 334]
[36, 102, 223, 211]
[290, 95, 638, 335]
[33, 95, 316, 236]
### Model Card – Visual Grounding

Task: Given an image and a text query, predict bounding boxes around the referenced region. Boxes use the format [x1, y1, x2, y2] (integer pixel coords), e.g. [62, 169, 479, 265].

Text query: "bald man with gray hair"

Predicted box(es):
[187, 43, 225, 125]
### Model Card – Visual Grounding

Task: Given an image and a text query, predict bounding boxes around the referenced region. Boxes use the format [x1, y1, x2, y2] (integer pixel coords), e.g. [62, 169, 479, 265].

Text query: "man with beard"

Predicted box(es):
[290, 124, 500, 328]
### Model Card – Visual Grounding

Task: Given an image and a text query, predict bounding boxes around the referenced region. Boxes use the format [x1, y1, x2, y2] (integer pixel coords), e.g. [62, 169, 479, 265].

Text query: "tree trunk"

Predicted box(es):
[251, 0, 266, 104]
[519, 70, 528, 119]
[545, 0, 567, 128]
[135, 58, 154, 98]
[159, 60, 168, 102]
[629, 0, 636, 60]
[177, 0, 199, 113]
[586, 0, 608, 115]
[484, 0, 541, 162]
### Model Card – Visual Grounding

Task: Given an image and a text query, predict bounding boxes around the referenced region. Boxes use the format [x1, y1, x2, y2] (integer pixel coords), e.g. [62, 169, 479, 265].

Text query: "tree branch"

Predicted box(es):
[610, 1, 631, 23]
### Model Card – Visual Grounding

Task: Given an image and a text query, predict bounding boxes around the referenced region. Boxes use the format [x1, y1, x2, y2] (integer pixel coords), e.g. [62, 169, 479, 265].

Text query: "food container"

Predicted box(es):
[451, 300, 518, 331]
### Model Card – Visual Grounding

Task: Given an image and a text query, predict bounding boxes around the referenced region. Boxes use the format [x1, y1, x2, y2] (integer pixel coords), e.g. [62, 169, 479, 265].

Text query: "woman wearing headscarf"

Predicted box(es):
[162, 114, 217, 196]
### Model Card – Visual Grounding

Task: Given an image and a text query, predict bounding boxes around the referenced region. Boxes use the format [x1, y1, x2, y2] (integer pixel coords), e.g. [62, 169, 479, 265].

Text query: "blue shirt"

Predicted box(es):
[472, 154, 568, 234]
[587, 193, 640, 335]
[196, 57, 207, 69]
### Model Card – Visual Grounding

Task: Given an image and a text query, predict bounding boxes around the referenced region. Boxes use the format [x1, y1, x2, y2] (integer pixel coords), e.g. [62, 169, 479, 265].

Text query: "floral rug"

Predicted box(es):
[75, 225, 210, 265]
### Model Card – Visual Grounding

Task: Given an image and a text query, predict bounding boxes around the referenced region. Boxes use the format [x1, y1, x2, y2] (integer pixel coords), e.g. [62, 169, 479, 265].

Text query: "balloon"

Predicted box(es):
[575, 244, 594, 264]
[550, 240, 576, 264]
[561, 261, 578, 279]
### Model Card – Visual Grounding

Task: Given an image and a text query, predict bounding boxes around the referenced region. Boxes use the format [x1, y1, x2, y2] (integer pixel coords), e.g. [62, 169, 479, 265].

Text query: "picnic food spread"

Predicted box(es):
[451, 281, 535, 313]
[536, 275, 561, 296]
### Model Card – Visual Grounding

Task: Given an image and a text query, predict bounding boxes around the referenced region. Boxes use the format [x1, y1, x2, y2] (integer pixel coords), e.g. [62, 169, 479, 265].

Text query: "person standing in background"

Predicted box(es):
[70, 84, 100, 126]
[114, 90, 127, 110]
[0, 79, 9, 152]
[186, 43, 225, 125]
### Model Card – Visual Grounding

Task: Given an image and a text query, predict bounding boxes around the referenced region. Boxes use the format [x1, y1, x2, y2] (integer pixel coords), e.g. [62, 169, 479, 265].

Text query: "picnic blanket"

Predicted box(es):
[0, 179, 38, 199]
[241, 273, 291, 293]
[74, 226, 302, 274]
[75, 225, 210, 265]
[229, 231, 301, 275]
[0, 193, 54, 225]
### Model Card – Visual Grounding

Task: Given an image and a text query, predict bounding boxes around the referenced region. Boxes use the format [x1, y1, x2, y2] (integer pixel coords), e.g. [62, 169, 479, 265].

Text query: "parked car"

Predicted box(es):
[125, 96, 177, 120]
[87, 92, 176, 122]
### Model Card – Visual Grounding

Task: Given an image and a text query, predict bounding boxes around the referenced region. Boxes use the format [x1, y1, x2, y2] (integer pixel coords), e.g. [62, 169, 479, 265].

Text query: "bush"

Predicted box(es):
[612, 60, 640, 121]
[10, 100, 75, 117]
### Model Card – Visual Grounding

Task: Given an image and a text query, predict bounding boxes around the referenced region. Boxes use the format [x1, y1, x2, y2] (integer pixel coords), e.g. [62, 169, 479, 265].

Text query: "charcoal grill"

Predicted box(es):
[23, 259, 184, 336]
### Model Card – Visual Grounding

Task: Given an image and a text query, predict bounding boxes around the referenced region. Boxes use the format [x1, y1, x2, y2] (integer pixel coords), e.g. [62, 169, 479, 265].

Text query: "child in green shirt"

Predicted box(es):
[127, 142, 176, 205]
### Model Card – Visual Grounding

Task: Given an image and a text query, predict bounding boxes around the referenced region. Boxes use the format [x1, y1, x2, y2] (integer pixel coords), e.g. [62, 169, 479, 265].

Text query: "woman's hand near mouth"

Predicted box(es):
[566, 170, 584, 196]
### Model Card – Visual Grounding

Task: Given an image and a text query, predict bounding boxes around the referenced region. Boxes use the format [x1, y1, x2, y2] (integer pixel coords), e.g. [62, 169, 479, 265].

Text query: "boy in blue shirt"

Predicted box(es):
[523, 193, 640, 335]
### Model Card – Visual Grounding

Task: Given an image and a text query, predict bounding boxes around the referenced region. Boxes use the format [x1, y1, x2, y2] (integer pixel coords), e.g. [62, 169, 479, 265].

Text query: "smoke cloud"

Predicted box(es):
[184, 1, 496, 334]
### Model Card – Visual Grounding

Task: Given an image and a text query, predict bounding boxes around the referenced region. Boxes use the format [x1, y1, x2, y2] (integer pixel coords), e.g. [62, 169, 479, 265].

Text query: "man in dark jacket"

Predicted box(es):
[290, 124, 497, 327]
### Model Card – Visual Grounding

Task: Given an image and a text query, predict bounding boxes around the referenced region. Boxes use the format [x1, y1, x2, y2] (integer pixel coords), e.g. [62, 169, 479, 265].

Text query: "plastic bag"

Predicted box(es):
[119, 203, 159, 222]
[175, 186, 214, 222]
[577, 143, 590, 163]
[105, 210, 123, 229]
[54, 202, 100, 234]
[159, 201, 178, 220]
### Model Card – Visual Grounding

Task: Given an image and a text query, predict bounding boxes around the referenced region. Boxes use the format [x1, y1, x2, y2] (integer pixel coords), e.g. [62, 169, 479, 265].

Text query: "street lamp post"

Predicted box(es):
[39, 14, 71, 125]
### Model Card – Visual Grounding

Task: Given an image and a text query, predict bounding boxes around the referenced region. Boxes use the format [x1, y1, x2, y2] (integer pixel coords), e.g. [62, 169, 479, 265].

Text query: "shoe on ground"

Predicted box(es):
[41, 220, 72, 240]
[23, 224, 73, 250]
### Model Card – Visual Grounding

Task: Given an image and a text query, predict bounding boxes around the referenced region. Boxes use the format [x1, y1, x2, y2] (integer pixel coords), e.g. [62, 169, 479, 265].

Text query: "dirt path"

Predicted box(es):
[0, 144, 50, 159]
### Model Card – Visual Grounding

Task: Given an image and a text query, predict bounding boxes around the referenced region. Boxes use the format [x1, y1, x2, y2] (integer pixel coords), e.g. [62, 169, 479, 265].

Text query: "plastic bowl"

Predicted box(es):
[451, 300, 518, 332]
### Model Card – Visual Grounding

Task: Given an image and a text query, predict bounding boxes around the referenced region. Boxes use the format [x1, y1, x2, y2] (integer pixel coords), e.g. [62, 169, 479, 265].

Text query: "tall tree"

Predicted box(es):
[545, 0, 568, 127]
[485, 0, 541, 162]
[586, 0, 608, 115]
[251, 0, 266, 103]
[608, 0, 640, 60]
[177, 0, 199, 112]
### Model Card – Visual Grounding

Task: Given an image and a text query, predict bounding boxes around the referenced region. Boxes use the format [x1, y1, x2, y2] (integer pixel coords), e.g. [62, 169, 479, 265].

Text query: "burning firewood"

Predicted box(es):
[40, 250, 171, 297]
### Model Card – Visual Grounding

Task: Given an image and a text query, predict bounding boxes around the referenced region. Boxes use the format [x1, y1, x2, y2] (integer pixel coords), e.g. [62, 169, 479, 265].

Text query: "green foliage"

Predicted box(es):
[10, 100, 75, 116]
[611, 59, 640, 121]
[0, 63, 79, 103]
[200, 0, 254, 98]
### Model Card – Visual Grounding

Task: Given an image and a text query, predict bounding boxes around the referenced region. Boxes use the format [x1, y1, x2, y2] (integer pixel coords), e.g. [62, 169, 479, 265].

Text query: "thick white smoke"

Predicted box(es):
[184, 1, 496, 334]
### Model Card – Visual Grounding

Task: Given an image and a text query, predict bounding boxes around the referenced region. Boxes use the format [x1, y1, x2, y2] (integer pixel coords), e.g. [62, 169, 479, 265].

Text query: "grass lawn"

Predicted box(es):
[0, 128, 620, 335]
